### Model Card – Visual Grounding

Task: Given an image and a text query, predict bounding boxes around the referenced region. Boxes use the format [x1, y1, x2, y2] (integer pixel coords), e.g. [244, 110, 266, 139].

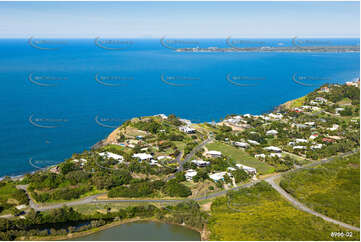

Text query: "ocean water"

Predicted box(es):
[0, 38, 359, 177]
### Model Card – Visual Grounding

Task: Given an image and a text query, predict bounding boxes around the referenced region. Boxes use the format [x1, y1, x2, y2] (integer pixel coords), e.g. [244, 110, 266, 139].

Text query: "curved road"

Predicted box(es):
[17, 150, 360, 232]
[165, 136, 213, 181]
[265, 175, 360, 232]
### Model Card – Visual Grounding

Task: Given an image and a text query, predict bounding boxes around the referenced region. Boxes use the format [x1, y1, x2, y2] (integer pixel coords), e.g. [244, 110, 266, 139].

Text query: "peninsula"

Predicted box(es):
[0, 81, 360, 241]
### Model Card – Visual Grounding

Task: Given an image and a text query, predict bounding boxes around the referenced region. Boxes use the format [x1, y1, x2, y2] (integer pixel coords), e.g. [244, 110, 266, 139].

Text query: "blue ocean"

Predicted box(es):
[0, 38, 359, 177]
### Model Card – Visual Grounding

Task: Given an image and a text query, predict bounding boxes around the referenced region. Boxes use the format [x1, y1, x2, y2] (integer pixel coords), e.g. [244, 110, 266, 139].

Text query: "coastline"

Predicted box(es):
[0, 79, 354, 181]
[20, 217, 206, 241]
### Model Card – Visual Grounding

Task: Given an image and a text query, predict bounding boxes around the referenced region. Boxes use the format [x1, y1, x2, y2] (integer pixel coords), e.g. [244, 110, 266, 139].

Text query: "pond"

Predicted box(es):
[72, 221, 201, 241]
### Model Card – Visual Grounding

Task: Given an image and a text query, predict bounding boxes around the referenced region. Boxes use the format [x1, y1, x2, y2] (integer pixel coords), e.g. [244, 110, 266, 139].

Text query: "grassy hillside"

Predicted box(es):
[280, 153, 360, 227]
[206, 142, 274, 174]
[208, 181, 359, 241]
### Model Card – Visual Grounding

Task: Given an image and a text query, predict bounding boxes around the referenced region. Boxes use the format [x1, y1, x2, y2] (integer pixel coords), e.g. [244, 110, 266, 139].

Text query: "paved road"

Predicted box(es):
[265, 176, 360, 232]
[16, 150, 360, 232]
[165, 137, 213, 181]
[16, 184, 105, 212]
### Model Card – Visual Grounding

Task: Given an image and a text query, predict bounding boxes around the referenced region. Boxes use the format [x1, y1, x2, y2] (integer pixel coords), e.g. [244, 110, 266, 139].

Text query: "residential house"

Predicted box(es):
[270, 153, 282, 158]
[179, 126, 196, 134]
[319, 86, 330, 93]
[99, 152, 124, 163]
[227, 167, 237, 172]
[309, 134, 319, 140]
[191, 159, 210, 167]
[255, 154, 266, 159]
[266, 130, 278, 135]
[295, 138, 308, 143]
[209, 172, 231, 182]
[311, 144, 323, 149]
[155, 114, 168, 119]
[185, 169, 197, 181]
[49, 166, 60, 174]
[247, 140, 260, 145]
[264, 146, 282, 153]
[132, 153, 153, 161]
[269, 113, 283, 119]
[234, 142, 249, 148]
[235, 164, 257, 175]
[179, 119, 192, 125]
[206, 150, 222, 158]
[328, 124, 339, 131]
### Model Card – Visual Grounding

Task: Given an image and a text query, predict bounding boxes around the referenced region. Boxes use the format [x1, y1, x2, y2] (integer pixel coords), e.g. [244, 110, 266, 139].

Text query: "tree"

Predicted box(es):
[175, 172, 186, 182]
[163, 180, 192, 197]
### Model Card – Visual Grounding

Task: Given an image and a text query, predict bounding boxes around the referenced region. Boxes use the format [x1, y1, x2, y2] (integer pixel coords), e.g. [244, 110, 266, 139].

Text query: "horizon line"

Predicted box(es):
[1, 36, 360, 39]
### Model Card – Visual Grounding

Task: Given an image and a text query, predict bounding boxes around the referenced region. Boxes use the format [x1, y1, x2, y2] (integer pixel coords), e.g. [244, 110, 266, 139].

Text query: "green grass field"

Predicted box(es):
[0, 183, 18, 201]
[206, 142, 274, 174]
[208, 181, 360, 241]
[280, 153, 360, 227]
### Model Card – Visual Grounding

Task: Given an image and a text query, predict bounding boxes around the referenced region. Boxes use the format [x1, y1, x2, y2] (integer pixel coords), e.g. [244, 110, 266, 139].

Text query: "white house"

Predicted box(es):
[269, 113, 283, 119]
[235, 164, 257, 175]
[150, 159, 159, 166]
[191, 159, 210, 167]
[247, 140, 260, 145]
[158, 155, 172, 160]
[206, 150, 222, 158]
[293, 146, 306, 150]
[99, 152, 124, 163]
[295, 138, 308, 143]
[16, 204, 27, 210]
[315, 97, 328, 103]
[179, 126, 196, 134]
[335, 108, 345, 113]
[266, 130, 278, 135]
[185, 169, 197, 181]
[155, 114, 168, 119]
[294, 123, 308, 129]
[311, 144, 323, 149]
[209, 172, 231, 182]
[234, 142, 249, 148]
[227, 167, 237, 172]
[319, 86, 330, 93]
[304, 122, 315, 126]
[264, 146, 282, 153]
[132, 153, 153, 161]
[179, 118, 192, 125]
[328, 124, 339, 131]
[270, 153, 282, 158]
[255, 154, 266, 159]
[309, 134, 319, 140]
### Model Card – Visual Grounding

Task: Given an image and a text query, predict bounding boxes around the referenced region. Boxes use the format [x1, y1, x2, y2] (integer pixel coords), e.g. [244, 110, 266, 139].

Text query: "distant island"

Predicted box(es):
[176, 45, 360, 53]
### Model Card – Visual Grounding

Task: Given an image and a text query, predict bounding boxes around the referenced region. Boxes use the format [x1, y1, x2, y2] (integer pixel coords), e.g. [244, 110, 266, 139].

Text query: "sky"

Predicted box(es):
[0, 1, 359, 38]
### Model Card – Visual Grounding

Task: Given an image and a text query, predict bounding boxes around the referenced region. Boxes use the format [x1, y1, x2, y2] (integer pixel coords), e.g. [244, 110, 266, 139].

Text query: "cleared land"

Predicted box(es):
[280, 153, 360, 227]
[208, 181, 360, 241]
[206, 142, 274, 174]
